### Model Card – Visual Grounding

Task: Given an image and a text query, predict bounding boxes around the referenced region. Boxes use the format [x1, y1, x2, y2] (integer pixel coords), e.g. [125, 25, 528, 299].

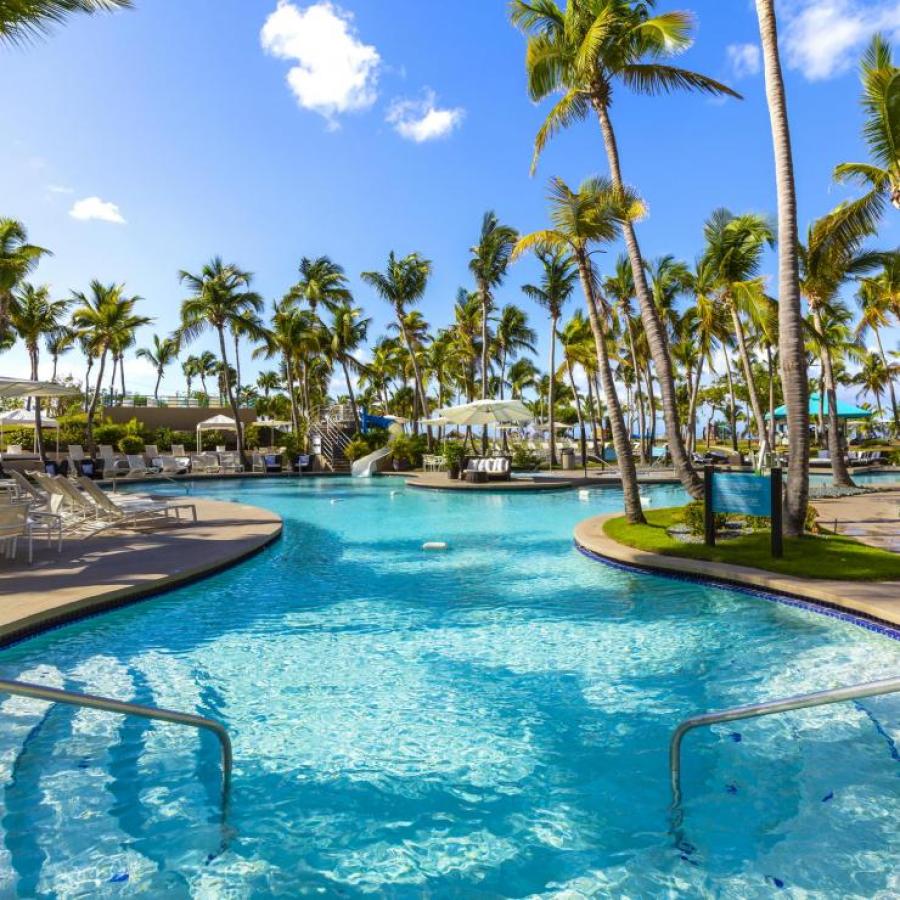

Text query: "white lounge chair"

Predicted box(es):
[0, 503, 31, 563]
[77, 477, 197, 524]
[190, 453, 221, 474]
[125, 454, 160, 477]
[98, 445, 130, 477]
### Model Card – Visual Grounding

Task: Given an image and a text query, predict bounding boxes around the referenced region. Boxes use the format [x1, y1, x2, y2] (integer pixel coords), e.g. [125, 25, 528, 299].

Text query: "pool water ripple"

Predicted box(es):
[0, 477, 898, 897]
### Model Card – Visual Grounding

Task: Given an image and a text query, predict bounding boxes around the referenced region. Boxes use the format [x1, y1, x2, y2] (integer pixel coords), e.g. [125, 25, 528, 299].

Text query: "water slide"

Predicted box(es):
[351, 446, 392, 478]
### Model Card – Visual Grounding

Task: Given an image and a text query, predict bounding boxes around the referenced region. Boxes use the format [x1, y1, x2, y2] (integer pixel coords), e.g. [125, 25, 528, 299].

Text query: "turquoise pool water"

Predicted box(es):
[811, 469, 899, 486]
[1, 478, 899, 897]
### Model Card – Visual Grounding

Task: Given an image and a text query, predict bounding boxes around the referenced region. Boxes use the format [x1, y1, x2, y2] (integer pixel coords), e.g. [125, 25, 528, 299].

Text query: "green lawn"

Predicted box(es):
[603, 508, 900, 581]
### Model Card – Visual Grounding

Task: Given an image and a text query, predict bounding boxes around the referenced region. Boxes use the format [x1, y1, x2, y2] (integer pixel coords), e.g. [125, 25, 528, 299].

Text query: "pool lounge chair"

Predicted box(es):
[77, 477, 197, 524]
[0, 503, 32, 563]
[170, 444, 192, 471]
[98, 445, 130, 477]
[125, 454, 160, 477]
[191, 453, 221, 474]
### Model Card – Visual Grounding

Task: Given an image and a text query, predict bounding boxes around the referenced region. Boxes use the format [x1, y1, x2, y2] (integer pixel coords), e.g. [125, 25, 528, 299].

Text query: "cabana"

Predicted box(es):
[196, 414, 239, 451]
[768, 393, 873, 420]
[0, 408, 60, 454]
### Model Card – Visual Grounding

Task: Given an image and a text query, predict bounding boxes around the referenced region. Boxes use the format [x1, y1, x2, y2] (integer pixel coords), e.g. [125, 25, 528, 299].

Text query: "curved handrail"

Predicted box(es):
[0, 678, 232, 814]
[670, 675, 900, 807]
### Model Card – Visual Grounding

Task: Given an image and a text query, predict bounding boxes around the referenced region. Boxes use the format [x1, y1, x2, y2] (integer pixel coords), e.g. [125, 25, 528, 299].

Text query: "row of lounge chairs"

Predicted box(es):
[67, 444, 263, 478]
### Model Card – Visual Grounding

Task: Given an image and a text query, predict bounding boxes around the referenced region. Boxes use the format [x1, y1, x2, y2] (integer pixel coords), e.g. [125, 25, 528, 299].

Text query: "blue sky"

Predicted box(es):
[1, 0, 898, 400]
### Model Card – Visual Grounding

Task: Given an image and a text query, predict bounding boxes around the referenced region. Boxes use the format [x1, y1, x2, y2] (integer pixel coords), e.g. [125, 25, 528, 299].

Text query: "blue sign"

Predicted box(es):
[711, 473, 772, 518]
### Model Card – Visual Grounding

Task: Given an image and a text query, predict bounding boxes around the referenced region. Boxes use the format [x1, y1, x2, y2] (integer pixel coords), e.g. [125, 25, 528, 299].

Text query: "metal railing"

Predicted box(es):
[670, 675, 900, 807]
[0, 679, 232, 815]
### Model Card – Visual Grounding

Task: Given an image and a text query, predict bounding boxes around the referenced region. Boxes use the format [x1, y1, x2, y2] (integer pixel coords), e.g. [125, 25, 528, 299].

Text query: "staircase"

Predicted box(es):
[310, 405, 356, 473]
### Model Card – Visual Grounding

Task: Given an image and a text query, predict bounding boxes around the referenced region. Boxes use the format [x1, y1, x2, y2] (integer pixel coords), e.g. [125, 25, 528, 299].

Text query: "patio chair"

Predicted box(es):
[125, 454, 160, 477]
[0, 503, 31, 563]
[5, 444, 23, 456]
[77, 477, 197, 524]
[98, 445, 130, 477]
[170, 444, 192, 470]
[191, 453, 221, 474]
[219, 451, 243, 473]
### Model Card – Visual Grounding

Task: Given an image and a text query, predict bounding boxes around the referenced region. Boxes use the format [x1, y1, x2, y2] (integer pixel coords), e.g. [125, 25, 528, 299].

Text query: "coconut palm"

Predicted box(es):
[753, 0, 810, 535]
[520, 248, 577, 464]
[513, 174, 651, 522]
[45, 324, 75, 381]
[257, 370, 281, 398]
[0, 218, 50, 338]
[511, 0, 737, 500]
[557, 310, 594, 440]
[468, 212, 518, 399]
[834, 35, 900, 224]
[856, 257, 900, 427]
[854, 352, 897, 421]
[508, 357, 539, 401]
[361, 251, 432, 423]
[178, 257, 264, 463]
[136, 334, 180, 403]
[71, 280, 150, 451]
[8, 283, 70, 460]
[0, 0, 131, 46]
[800, 206, 882, 485]
[493, 304, 537, 399]
[323, 302, 370, 430]
[287, 256, 352, 316]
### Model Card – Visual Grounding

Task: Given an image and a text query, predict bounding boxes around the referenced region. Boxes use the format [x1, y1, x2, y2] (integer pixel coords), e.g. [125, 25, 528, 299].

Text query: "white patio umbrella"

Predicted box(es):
[435, 399, 532, 427]
[0, 407, 60, 454]
[418, 416, 450, 427]
[0, 377, 80, 399]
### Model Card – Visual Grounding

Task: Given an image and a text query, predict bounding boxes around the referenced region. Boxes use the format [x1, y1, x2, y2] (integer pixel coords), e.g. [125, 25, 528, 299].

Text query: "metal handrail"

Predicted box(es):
[0, 679, 232, 814]
[670, 675, 900, 807]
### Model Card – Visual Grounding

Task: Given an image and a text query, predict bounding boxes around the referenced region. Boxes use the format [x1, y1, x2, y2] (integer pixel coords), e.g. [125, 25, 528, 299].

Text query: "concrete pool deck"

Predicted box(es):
[574, 512, 900, 629]
[0, 496, 282, 646]
[404, 470, 684, 491]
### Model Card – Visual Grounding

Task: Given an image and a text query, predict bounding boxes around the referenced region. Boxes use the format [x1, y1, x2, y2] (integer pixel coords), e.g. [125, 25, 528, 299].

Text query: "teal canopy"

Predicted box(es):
[768, 393, 873, 420]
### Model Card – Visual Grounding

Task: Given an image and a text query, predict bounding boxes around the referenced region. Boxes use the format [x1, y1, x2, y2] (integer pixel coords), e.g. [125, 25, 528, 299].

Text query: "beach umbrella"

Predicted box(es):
[435, 399, 532, 427]
[0, 377, 80, 399]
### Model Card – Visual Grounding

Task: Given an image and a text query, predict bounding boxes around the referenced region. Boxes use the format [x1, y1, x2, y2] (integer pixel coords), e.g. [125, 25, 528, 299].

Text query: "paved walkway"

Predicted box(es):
[0, 497, 282, 646]
[813, 489, 900, 552]
[574, 513, 900, 629]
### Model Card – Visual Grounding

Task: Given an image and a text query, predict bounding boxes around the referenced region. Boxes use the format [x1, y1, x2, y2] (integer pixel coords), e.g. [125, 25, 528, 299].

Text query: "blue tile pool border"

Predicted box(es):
[574, 540, 900, 642]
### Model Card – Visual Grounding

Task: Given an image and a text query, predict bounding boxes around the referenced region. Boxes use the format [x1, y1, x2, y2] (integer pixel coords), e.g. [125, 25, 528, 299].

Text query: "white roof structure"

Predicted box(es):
[0, 408, 59, 428]
[0, 377, 80, 399]
[196, 414, 238, 430]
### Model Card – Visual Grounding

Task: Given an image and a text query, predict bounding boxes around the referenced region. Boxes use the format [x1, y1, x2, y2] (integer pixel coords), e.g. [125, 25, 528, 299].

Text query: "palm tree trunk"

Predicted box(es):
[154, 371, 162, 403]
[549, 313, 558, 466]
[84, 356, 93, 413]
[564, 355, 586, 438]
[217, 326, 245, 464]
[86, 349, 108, 454]
[644, 364, 656, 450]
[27, 347, 47, 464]
[233, 333, 242, 399]
[397, 312, 428, 424]
[766, 344, 777, 450]
[873, 327, 899, 426]
[592, 97, 701, 499]
[479, 283, 489, 400]
[811, 306, 854, 486]
[624, 319, 648, 463]
[585, 369, 601, 455]
[729, 303, 769, 449]
[756, 0, 810, 536]
[576, 251, 644, 524]
[341, 359, 361, 431]
[119, 353, 126, 401]
[687, 357, 705, 455]
[724, 355, 739, 451]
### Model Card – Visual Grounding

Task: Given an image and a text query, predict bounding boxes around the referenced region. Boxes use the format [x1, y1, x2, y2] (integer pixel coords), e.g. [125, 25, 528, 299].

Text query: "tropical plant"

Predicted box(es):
[287, 256, 352, 315]
[323, 301, 370, 430]
[178, 257, 264, 463]
[0, 217, 50, 338]
[510, 0, 737, 500]
[513, 174, 650, 522]
[0, 0, 131, 46]
[45, 324, 75, 381]
[136, 334, 179, 402]
[754, 0, 810, 535]
[854, 351, 897, 421]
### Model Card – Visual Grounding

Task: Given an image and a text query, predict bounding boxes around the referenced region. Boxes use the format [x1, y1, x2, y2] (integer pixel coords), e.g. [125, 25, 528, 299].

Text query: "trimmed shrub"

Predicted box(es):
[681, 501, 726, 537]
[118, 434, 144, 454]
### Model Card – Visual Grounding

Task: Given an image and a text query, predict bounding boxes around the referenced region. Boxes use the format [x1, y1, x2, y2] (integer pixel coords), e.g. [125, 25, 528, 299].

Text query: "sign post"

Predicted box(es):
[704, 466, 783, 558]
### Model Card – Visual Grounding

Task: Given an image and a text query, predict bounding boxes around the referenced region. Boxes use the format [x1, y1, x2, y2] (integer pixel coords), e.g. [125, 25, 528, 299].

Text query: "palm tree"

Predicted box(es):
[288, 256, 352, 316]
[45, 324, 75, 381]
[508, 357, 539, 401]
[513, 175, 651, 522]
[178, 257, 264, 463]
[800, 206, 881, 485]
[557, 310, 594, 441]
[511, 0, 736, 500]
[182, 354, 201, 401]
[257, 370, 281, 398]
[71, 280, 149, 451]
[324, 302, 370, 430]
[754, 0, 810, 535]
[9, 283, 70, 460]
[856, 257, 900, 427]
[701, 209, 776, 450]
[854, 352, 896, 421]
[0, 0, 131, 46]
[520, 248, 577, 464]
[136, 334, 180, 403]
[0, 218, 50, 338]
[469, 212, 518, 399]
[834, 35, 900, 223]
[361, 251, 432, 423]
[493, 304, 536, 399]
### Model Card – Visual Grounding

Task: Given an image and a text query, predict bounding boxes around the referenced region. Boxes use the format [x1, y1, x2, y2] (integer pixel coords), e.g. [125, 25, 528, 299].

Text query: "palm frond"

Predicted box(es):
[621, 63, 741, 98]
[531, 87, 590, 173]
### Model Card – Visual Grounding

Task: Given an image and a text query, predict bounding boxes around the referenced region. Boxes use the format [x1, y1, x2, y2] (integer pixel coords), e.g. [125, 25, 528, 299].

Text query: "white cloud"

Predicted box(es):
[780, 0, 900, 81]
[47, 184, 74, 194]
[260, 0, 380, 126]
[726, 43, 761, 78]
[386, 91, 465, 143]
[69, 196, 126, 224]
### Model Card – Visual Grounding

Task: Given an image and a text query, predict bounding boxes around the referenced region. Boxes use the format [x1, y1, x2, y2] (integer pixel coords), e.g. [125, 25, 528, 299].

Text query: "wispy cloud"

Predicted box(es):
[69, 196, 126, 224]
[387, 91, 464, 143]
[726, 43, 761, 78]
[260, 0, 380, 128]
[47, 184, 74, 194]
[780, 0, 900, 81]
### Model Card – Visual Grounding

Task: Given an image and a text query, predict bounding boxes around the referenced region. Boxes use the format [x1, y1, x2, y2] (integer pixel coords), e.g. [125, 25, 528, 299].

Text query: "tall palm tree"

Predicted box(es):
[520, 248, 577, 464]
[508, 357, 539, 400]
[557, 310, 594, 440]
[257, 370, 281, 398]
[513, 175, 651, 522]
[854, 352, 896, 421]
[324, 302, 370, 430]
[511, 0, 737, 500]
[178, 257, 264, 463]
[0, 0, 131, 46]
[182, 354, 201, 402]
[136, 334, 180, 403]
[361, 251, 432, 423]
[754, 0, 810, 535]
[834, 35, 900, 223]
[0, 218, 50, 338]
[856, 257, 900, 427]
[468, 212, 518, 399]
[493, 304, 536, 400]
[9, 283, 69, 460]
[71, 280, 149, 451]
[45, 324, 75, 381]
[287, 256, 352, 316]
[800, 206, 882, 485]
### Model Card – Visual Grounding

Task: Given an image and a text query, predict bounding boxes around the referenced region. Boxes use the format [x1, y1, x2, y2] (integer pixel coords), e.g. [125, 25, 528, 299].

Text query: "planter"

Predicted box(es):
[448, 464, 460, 480]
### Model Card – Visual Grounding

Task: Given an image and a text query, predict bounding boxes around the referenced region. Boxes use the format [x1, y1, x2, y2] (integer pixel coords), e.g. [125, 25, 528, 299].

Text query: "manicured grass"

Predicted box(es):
[603, 507, 900, 582]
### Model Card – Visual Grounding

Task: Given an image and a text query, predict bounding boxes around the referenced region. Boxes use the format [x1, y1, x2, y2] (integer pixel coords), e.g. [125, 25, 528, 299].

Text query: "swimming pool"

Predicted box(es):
[811, 469, 899, 486]
[1, 478, 898, 896]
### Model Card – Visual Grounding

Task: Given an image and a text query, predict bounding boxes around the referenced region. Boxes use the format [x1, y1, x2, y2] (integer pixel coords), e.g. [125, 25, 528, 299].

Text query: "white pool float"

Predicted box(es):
[578, 489, 591, 501]
[422, 541, 448, 551]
